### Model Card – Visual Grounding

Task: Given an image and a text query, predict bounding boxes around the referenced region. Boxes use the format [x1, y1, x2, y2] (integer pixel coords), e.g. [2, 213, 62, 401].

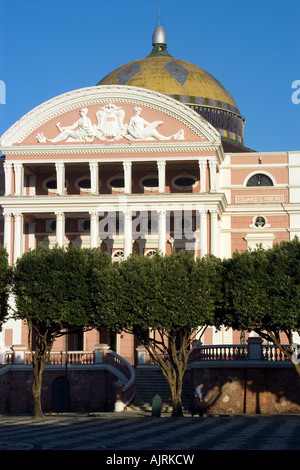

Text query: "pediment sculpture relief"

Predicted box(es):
[36, 104, 185, 143]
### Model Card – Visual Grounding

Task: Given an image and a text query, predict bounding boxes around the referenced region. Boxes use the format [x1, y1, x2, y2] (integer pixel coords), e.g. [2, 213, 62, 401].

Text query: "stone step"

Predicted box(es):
[127, 367, 192, 412]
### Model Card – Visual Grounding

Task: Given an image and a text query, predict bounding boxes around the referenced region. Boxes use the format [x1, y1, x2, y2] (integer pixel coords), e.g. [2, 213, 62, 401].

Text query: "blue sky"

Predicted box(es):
[0, 0, 299, 152]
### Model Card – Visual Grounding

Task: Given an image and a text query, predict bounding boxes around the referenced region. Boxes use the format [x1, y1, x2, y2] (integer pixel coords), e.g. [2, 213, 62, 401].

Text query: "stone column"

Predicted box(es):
[55, 211, 65, 247]
[3, 212, 12, 263]
[14, 163, 23, 196]
[13, 212, 23, 263]
[123, 161, 132, 194]
[55, 163, 65, 195]
[123, 210, 132, 259]
[158, 209, 166, 255]
[210, 210, 218, 256]
[199, 160, 207, 193]
[200, 210, 207, 258]
[28, 221, 36, 251]
[209, 159, 217, 192]
[157, 161, 166, 193]
[3, 162, 13, 195]
[90, 211, 99, 248]
[89, 162, 99, 194]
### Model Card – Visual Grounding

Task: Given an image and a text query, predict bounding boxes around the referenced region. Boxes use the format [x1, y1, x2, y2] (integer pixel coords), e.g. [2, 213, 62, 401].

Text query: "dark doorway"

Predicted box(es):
[51, 376, 70, 412]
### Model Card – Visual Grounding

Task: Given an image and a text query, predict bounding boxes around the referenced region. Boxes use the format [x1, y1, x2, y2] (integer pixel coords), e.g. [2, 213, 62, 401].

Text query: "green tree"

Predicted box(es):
[222, 239, 300, 377]
[114, 251, 223, 417]
[12, 245, 112, 418]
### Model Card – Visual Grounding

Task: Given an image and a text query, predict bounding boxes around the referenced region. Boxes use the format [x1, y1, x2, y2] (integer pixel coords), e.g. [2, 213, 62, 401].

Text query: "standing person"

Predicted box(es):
[193, 383, 205, 417]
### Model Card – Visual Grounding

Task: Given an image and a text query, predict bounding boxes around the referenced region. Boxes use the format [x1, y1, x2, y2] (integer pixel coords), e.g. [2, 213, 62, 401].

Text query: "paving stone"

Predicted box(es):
[0, 413, 299, 451]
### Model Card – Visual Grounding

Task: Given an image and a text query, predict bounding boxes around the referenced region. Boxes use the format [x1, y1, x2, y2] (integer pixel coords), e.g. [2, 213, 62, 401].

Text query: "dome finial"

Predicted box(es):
[152, 1, 167, 46]
[152, 25, 167, 46]
[148, 2, 171, 57]
[149, 24, 170, 56]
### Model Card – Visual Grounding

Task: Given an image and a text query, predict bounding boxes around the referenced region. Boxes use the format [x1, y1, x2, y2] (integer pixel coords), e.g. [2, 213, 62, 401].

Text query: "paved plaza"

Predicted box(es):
[0, 412, 299, 452]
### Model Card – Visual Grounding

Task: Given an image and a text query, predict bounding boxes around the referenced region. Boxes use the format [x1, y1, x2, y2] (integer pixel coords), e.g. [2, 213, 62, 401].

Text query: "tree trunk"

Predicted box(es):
[32, 353, 46, 418]
[30, 330, 55, 418]
[135, 328, 196, 417]
[170, 374, 184, 417]
[163, 348, 187, 417]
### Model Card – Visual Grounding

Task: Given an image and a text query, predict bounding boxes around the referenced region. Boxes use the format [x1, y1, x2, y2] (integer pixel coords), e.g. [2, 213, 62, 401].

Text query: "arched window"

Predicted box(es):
[145, 250, 157, 257]
[246, 173, 274, 187]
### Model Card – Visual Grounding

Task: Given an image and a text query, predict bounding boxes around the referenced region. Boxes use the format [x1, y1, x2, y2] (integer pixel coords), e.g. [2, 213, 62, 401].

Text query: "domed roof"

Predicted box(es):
[99, 26, 239, 111]
[99, 55, 239, 111]
[97, 26, 245, 146]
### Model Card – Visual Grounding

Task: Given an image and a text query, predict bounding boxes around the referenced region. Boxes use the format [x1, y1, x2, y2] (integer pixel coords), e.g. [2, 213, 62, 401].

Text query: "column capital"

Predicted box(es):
[123, 161, 132, 169]
[13, 162, 23, 170]
[158, 209, 166, 218]
[123, 209, 132, 220]
[208, 158, 217, 166]
[89, 210, 98, 218]
[210, 209, 218, 218]
[3, 162, 13, 170]
[157, 160, 166, 169]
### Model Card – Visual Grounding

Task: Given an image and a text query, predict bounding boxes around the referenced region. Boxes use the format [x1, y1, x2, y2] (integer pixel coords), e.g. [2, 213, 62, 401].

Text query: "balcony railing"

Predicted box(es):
[0, 341, 291, 369]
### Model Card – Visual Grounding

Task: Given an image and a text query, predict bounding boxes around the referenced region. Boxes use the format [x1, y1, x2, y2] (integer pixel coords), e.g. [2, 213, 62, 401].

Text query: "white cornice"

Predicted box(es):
[0, 141, 221, 158]
[0, 192, 228, 214]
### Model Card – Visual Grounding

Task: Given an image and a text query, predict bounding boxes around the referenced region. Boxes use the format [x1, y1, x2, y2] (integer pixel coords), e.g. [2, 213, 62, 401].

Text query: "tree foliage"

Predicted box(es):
[12, 245, 113, 417]
[114, 251, 223, 416]
[223, 239, 300, 376]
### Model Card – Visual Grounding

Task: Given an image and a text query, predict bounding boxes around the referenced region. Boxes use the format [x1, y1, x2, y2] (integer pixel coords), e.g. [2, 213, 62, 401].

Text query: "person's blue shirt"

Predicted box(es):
[195, 385, 202, 398]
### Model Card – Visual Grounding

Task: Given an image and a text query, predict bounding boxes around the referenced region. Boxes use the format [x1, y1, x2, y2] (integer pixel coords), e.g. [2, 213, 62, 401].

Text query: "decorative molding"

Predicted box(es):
[1, 142, 222, 158]
[0, 85, 221, 147]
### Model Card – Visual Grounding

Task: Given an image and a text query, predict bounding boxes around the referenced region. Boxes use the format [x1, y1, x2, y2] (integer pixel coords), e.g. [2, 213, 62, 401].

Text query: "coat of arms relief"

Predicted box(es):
[36, 104, 185, 143]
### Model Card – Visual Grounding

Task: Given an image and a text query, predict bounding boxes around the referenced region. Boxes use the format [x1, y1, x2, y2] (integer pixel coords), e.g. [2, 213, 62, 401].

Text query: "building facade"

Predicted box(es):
[1, 26, 300, 364]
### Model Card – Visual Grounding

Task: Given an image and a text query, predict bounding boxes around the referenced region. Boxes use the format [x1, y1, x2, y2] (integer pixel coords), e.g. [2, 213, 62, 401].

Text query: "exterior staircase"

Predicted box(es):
[126, 366, 192, 414]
